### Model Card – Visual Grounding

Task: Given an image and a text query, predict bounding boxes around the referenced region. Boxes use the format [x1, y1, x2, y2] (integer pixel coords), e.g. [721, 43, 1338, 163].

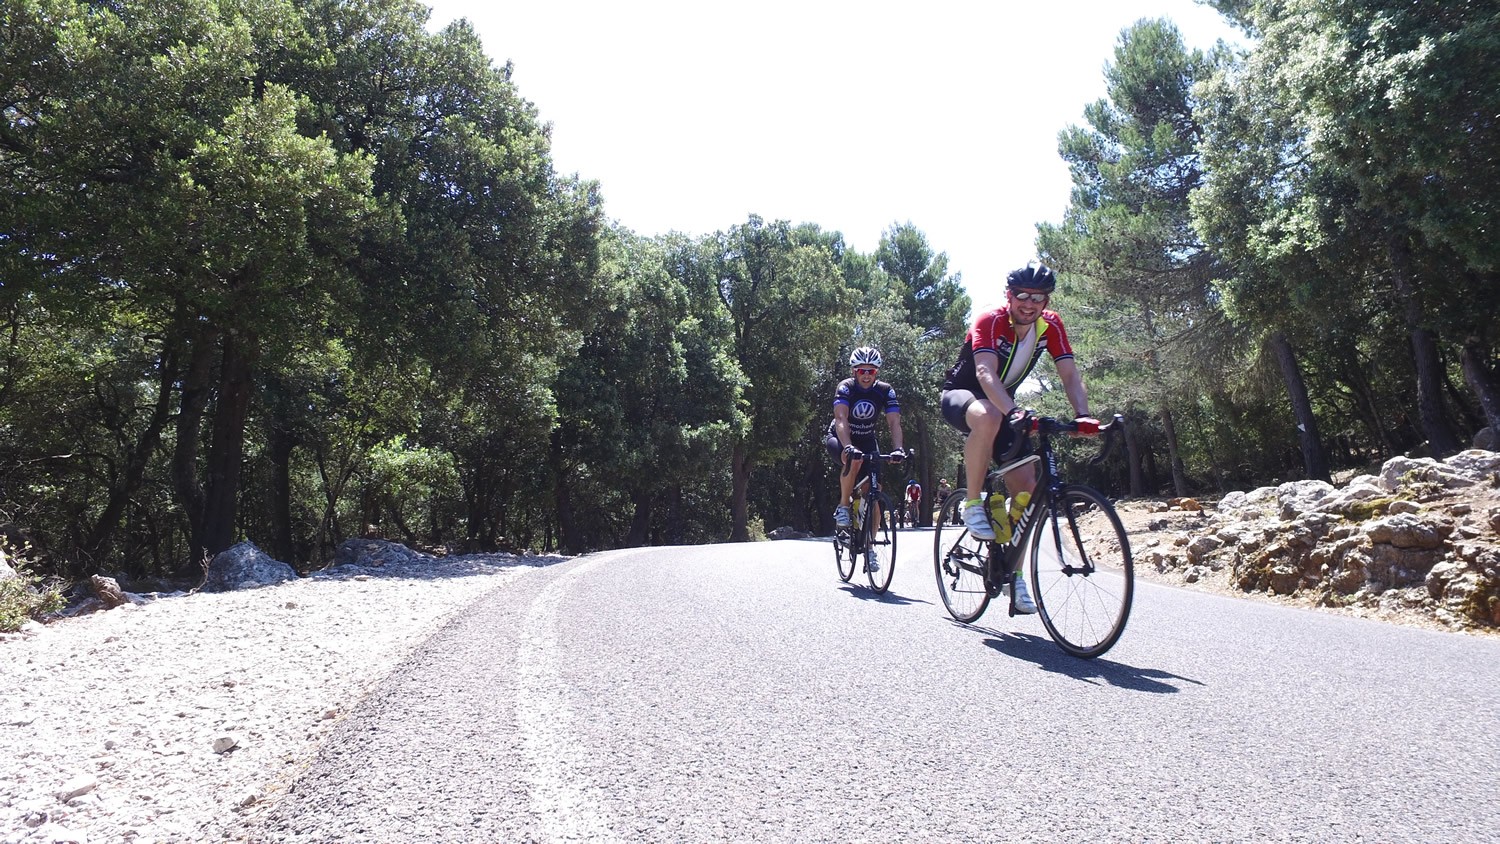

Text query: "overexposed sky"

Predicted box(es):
[422, 0, 1243, 310]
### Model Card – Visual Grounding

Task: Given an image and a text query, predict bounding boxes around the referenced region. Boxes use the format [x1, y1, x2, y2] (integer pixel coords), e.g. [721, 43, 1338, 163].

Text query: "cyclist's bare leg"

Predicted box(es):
[1001, 462, 1038, 499]
[839, 455, 863, 508]
[963, 398, 1003, 498]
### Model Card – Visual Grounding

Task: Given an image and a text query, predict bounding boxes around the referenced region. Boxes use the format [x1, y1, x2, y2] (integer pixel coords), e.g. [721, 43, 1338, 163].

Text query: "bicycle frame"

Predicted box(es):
[933, 413, 1132, 655]
[986, 416, 1121, 603]
[846, 452, 893, 549]
[833, 451, 903, 594]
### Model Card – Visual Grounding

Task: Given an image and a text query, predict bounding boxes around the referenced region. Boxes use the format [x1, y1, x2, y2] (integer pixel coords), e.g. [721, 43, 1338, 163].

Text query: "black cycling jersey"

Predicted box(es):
[826, 377, 900, 447]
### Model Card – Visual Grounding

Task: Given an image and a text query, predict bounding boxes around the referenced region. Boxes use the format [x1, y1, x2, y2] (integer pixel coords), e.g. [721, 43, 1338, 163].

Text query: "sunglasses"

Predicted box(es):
[1010, 290, 1049, 302]
[854, 367, 878, 375]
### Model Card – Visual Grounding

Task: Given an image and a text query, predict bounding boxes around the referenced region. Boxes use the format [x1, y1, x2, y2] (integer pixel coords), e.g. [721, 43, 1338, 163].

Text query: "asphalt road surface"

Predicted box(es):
[246, 529, 1500, 843]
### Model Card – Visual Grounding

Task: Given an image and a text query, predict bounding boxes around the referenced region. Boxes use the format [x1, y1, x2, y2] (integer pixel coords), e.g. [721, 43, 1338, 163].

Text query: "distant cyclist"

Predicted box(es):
[940, 263, 1099, 612]
[905, 478, 922, 527]
[825, 346, 906, 529]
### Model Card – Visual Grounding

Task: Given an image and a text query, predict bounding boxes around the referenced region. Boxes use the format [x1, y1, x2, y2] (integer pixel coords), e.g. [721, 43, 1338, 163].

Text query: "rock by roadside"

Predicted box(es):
[1124, 449, 1500, 633]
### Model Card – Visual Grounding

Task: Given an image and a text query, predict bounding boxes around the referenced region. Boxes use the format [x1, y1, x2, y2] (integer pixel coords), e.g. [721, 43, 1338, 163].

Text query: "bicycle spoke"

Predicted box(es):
[932, 490, 991, 622]
[866, 497, 896, 593]
[1030, 486, 1133, 658]
[834, 526, 855, 582]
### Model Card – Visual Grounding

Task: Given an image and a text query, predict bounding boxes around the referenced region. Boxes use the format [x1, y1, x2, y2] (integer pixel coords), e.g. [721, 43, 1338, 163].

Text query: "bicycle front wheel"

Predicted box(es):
[1030, 484, 1133, 658]
[834, 526, 856, 583]
[865, 495, 896, 593]
[932, 489, 990, 622]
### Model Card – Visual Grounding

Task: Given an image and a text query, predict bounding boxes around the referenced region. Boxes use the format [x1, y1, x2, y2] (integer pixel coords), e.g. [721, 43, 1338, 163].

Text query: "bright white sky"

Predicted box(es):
[422, 0, 1243, 311]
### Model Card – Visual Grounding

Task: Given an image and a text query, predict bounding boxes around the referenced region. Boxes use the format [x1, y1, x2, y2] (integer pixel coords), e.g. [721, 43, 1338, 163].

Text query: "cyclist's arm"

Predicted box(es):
[832, 403, 854, 448]
[973, 350, 1018, 414]
[885, 410, 905, 452]
[1054, 357, 1093, 419]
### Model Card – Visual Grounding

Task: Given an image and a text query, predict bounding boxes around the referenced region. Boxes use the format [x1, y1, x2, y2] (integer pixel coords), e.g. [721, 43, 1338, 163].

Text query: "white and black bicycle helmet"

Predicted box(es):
[849, 346, 883, 369]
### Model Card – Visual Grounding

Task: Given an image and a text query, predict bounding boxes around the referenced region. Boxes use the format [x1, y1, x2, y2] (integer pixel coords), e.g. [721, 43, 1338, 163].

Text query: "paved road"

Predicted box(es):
[247, 530, 1500, 842]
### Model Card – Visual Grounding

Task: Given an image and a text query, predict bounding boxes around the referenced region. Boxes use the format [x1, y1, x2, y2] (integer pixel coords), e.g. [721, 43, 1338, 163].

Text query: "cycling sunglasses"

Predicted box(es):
[854, 367, 878, 375]
[1010, 289, 1050, 302]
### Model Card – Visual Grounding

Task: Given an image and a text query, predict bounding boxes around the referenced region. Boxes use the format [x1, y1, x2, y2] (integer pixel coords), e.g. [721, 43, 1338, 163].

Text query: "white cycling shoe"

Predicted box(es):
[962, 502, 996, 540]
[1010, 576, 1038, 615]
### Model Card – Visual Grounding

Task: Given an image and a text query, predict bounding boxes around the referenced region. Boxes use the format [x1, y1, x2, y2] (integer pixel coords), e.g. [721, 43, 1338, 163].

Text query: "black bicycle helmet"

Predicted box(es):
[1006, 263, 1056, 293]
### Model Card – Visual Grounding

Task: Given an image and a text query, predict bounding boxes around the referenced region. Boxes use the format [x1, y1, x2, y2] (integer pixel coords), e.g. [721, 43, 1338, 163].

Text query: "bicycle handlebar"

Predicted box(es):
[1001, 411, 1126, 466]
[840, 448, 911, 479]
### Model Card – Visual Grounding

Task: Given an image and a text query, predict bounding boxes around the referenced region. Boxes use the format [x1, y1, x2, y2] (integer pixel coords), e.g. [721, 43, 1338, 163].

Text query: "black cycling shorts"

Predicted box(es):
[825, 433, 878, 462]
[940, 389, 1032, 465]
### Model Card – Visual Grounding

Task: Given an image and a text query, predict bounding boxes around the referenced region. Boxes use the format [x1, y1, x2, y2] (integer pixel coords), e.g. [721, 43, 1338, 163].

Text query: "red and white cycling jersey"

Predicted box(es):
[943, 305, 1075, 396]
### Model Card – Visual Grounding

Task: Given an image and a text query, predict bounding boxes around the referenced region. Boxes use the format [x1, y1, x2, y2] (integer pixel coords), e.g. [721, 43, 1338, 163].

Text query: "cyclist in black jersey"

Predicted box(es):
[824, 346, 906, 528]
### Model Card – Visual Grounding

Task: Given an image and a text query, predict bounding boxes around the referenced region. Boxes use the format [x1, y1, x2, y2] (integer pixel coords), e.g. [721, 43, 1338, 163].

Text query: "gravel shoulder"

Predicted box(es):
[0, 553, 560, 844]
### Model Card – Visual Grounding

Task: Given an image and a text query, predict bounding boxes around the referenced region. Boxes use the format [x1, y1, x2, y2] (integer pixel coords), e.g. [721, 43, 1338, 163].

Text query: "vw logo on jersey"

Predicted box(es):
[851, 400, 878, 421]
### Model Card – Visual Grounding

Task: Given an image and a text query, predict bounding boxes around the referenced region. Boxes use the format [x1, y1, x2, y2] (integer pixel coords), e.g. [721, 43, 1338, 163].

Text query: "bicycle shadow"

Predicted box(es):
[836, 585, 930, 606]
[958, 623, 1204, 693]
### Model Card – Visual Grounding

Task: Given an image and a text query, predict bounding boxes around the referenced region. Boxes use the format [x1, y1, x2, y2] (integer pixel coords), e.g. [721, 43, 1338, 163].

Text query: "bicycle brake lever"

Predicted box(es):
[1090, 414, 1126, 465]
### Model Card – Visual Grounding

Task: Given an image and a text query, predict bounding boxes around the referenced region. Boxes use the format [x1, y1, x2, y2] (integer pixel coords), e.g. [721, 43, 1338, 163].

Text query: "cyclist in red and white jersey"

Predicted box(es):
[940, 263, 1099, 609]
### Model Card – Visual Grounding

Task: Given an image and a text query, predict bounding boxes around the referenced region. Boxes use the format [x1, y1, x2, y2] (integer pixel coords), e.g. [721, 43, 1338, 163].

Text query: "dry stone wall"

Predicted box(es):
[1140, 450, 1500, 630]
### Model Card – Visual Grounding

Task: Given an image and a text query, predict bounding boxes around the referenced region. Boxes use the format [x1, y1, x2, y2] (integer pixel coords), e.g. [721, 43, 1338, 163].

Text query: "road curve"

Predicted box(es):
[245, 531, 1500, 843]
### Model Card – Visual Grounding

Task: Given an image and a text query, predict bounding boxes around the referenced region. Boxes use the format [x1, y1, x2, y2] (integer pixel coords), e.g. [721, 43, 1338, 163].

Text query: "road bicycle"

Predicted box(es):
[933, 413, 1133, 658]
[833, 450, 900, 594]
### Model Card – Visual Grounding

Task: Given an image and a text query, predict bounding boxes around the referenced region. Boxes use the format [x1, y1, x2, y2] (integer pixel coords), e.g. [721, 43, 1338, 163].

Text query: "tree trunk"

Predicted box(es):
[1439, 348, 1485, 434]
[626, 488, 652, 547]
[86, 344, 178, 554]
[309, 443, 357, 561]
[549, 431, 582, 554]
[1123, 403, 1146, 497]
[1270, 331, 1331, 481]
[202, 329, 258, 556]
[1388, 235, 1461, 457]
[1336, 347, 1400, 458]
[730, 441, 752, 541]
[171, 323, 219, 574]
[1461, 339, 1500, 431]
[1410, 327, 1460, 456]
[266, 421, 298, 566]
[463, 449, 499, 549]
[1141, 306, 1187, 495]
[802, 457, 827, 534]
[1159, 399, 1188, 496]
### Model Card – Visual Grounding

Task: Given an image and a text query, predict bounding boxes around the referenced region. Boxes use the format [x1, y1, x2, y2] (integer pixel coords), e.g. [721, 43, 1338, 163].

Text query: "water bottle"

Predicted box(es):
[985, 494, 1011, 543]
[1007, 491, 1032, 536]
[851, 498, 862, 528]
[986, 490, 1032, 543]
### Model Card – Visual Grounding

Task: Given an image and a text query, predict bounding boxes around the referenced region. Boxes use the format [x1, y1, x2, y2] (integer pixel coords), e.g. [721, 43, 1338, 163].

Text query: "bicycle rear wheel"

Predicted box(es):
[1030, 484, 1133, 658]
[865, 495, 896, 593]
[932, 489, 990, 622]
[834, 525, 856, 582]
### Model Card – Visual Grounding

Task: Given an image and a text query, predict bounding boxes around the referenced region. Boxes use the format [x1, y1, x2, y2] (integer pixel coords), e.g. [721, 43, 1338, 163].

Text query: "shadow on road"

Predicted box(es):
[965, 626, 1204, 693]
[837, 585, 931, 606]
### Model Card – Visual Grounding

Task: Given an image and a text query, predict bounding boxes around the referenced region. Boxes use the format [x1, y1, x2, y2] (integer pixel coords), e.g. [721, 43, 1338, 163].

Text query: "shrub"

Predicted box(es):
[0, 545, 65, 633]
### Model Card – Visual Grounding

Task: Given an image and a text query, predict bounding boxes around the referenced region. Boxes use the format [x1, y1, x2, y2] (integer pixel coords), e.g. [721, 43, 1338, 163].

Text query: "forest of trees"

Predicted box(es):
[1, 0, 1495, 585]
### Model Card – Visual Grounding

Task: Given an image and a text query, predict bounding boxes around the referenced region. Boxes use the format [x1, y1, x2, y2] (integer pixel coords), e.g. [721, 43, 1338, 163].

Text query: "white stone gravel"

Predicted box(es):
[0, 552, 561, 844]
